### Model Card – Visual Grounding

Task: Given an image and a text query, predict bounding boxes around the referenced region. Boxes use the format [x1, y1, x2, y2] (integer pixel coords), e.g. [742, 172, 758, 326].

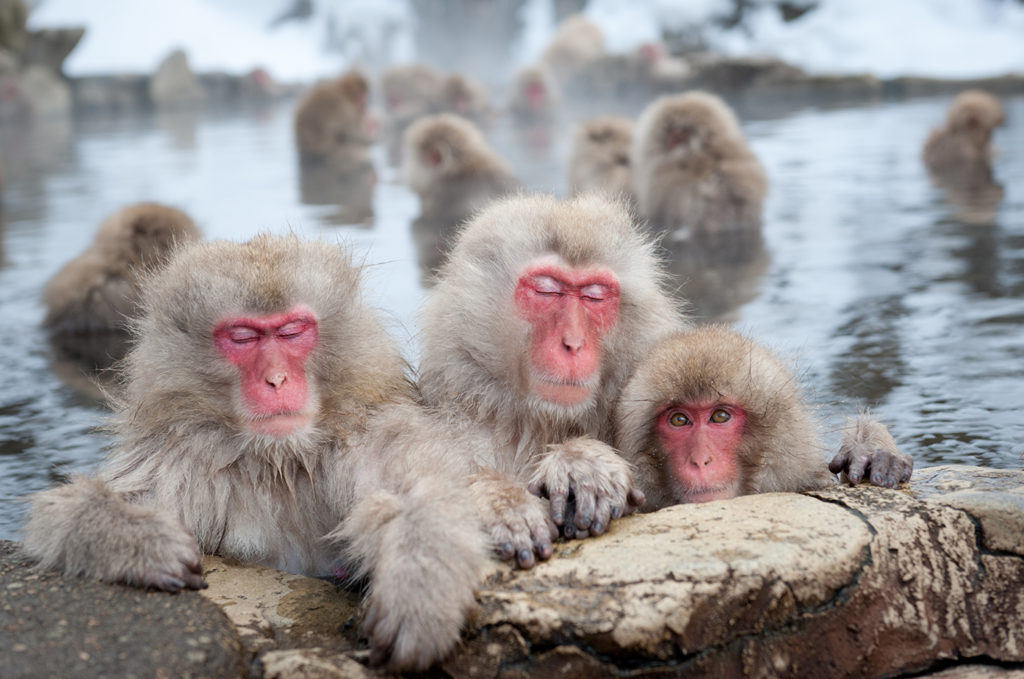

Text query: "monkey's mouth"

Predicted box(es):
[681, 482, 739, 504]
[532, 375, 596, 406]
[248, 412, 312, 438]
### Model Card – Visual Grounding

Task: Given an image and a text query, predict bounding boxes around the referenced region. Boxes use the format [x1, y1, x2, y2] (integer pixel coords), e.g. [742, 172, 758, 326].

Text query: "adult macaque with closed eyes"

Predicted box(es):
[402, 113, 520, 230]
[24, 234, 487, 672]
[294, 69, 375, 170]
[419, 193, 686, 567]
[632, 91, 767, 245]
[615, 326, 913, 509]
[567, 116, 635, 203]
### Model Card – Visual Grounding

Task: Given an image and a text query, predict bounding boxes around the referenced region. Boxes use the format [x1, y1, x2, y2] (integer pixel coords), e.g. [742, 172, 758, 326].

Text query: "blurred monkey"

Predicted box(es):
[567, 116, 635, 204]
[294, 69, 375, 171]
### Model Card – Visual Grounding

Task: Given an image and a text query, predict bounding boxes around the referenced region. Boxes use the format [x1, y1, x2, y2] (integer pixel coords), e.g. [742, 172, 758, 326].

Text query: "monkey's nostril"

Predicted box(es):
[267, 373, 287, 388]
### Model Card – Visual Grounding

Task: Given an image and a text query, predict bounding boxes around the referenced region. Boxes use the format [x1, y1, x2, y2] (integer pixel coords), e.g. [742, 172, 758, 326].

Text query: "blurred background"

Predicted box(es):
[0, 0, 1022, 538]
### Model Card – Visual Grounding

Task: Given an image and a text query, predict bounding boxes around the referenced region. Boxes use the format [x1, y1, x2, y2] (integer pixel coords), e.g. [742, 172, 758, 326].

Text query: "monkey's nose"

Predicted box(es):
[266, 373, 287, 388]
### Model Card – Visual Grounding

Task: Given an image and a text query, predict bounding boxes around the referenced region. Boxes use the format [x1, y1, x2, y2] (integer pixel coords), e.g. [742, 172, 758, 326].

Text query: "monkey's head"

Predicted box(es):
[636, 91, 747, 165]
[94, 203, 201, 272]
[514, 67, 557, 112]
[947, 89, 1005, 136]
[616, 326, 815, 506]
[578, 116, 634, 169]
[335, 70, 369, 115]
[401, 114, 488, 189]
[421, 193, 679, 427]
[122, 234, 405, 448]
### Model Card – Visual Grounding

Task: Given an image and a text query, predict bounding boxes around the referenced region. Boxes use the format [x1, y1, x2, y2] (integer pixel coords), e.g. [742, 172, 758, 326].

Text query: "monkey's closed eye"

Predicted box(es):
[710, 409, 731, 423]
[668, 412, 689, 427]
[530, 275, 562, 296]
[277, 321, 312, 339]
[227, 327, 260, 344]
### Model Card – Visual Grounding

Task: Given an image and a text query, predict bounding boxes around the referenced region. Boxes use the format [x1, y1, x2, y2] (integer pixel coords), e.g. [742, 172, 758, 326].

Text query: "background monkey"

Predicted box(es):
[615, 325, 913, 509]
[418, 193, 687, 567]
[567, 115, 636, 203]
[293, 69, 375, 171]
[923, 89, 1004, 175]
[25, 234, 487, 672]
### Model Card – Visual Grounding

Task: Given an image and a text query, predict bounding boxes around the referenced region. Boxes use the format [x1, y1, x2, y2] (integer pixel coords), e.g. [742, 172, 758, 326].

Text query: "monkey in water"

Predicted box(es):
[632, 91, 767, 248]
[508, 65, 561, 124]
[567, 115, 636, 204]
[401, 113, 520, 231]
[293, 69, 375, 171]
[615, 325, 913, 509]
[25, 234, 487, 672]
[418, 193, 688, 567]
[43, 202, 201, 367]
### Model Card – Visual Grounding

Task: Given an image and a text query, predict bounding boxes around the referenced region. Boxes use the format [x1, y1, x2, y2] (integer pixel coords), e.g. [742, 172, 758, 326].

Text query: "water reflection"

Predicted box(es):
[297, 160, 376, 226]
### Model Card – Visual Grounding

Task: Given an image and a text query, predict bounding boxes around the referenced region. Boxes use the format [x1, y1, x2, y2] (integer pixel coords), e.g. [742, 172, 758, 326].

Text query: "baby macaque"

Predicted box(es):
[923, 90, 1005, 175]
[567, 116, 635, 203]
[632, 91, 767, 245]
[401, 113, 520, 230]
[615, 325, 913, 509]
[508, 65, 560, 123]
[293, 69, 374, 171]
[43, 202, 201, 359]
[419, 193, 687, 567]
[25, 234, 487, 672]
[539, 13, 605, 85]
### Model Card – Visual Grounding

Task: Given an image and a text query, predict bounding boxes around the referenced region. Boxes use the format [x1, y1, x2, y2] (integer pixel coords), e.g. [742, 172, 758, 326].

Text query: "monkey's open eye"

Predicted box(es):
[226, 327, 260, 344]
[668, 411, 689, 427]
[710, 409, 731, 423]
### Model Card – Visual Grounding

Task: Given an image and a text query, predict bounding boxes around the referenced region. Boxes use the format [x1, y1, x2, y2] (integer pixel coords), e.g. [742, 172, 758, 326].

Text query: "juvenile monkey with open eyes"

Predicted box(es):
[418, 193, 687, 568]
[615, 325, 913, 509]
[632, 91, 767, 245]
[567, 116, 636, 203]
[24, 234, 488, 672]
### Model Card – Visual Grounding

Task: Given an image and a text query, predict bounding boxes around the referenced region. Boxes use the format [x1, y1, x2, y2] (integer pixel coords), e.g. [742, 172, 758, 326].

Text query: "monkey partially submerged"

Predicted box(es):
[615, 325, 913, 509]
[25, 234, 487, 672]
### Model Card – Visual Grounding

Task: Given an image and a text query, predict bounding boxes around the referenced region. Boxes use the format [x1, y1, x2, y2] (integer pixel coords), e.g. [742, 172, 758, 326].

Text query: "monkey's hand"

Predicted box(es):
[528, 437, 645, 540]
[829, 415, 913, 489]
[469, 469, 558, 569]
[22, 476, 206, 592]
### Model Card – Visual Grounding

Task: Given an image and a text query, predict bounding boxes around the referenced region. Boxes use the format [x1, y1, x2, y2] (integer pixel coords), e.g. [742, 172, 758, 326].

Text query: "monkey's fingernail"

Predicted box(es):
[592, 521, 604, 535]
[611, 506, 622, 519]
[497, 542, 514, 560]
[517, 549, 535, 569]
[538, 543, 553, 560]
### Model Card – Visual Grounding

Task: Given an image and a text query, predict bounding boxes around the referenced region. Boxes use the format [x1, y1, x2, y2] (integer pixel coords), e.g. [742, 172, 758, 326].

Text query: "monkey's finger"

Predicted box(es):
[495, 542, 516, 561]
[591, 496, 612, 536]
[531, 522, 555, 561]
[869, 452, 893, 488]
[516, 548, 536, 569]
[828, 450, 851, 475]
[181, 571, 208, 590]
[548, 489, 569, 526]
[573, 485, 597, 531]
[627, 488, 646, 510]
[845, 456, 870, 485]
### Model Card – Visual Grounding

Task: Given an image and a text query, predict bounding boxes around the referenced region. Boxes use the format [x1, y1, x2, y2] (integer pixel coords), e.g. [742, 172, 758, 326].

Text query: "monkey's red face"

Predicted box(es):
[214, 307, 319, 438]
[525, 81, 546, 110]
[656, 401, 746, 503]
[514, 261, 620, 407]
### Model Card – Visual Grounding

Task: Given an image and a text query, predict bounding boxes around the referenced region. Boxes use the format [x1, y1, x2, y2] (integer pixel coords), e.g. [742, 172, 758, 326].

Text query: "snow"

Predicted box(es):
[27, 0, 1024, 82]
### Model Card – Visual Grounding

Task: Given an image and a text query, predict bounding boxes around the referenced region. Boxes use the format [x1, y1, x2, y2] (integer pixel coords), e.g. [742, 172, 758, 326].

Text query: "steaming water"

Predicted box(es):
[0, 92, 1021, 539]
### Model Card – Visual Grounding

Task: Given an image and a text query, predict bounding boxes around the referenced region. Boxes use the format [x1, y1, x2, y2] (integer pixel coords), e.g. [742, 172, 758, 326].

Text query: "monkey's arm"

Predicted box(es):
[528, 437, 645, 540]
[22, 475, 205, 591]
[828, 415, 913, 488]
[329, 404, 488, 672]
[470, 467, 558, 569]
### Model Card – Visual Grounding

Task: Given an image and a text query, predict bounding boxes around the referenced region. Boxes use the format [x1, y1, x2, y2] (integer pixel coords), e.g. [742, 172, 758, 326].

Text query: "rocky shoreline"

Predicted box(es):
[2, 464, 1022, 678]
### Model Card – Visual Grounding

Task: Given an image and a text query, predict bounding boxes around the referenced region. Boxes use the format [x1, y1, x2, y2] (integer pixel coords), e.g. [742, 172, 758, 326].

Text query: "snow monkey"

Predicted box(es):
[615, 325, 913, 509]
[25, 234, 488, 672]
[418, 193, 687, 567]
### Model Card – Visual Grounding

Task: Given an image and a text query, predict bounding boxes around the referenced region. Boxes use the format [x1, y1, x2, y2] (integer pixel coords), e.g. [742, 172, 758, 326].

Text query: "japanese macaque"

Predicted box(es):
[615, 326, 913, 510]
[419, 193, 687, 567]
[401, 113, 520, 230]
[508, 66, 560, 123]
[293, 69, 374, 171]
[632, 91, 767, 245]
[923, 90, 1005, 225]
[571, 43, 691, 100]
[380, 63, 443, 133]
[43, 202, 201, 366]
[539, 13, 605, 85]
[438, 73, 492, 123]
[567, 116, 635, 203]
[24, 234, 487, 672]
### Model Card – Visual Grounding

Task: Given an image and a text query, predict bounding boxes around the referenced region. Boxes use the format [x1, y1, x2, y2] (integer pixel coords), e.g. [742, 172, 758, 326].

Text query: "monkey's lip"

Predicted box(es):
[249, 412, 312, 438]
[682, 483, 739, 504]
[532, 375, 594, 406]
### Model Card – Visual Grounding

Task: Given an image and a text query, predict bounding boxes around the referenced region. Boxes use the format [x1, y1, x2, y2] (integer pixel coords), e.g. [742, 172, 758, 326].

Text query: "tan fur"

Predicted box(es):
[539, 13, 605, 84]
[632, 91, 768, 241]
[418, 193, 687, 561]
[380, 63, 444, 134]
[43, 202, 201, 336]
[438, 73, 492, 122]
[293, 69, 372, 169]
[923, 89, 1005, 172]
[568, 116, 635, 203]
[615, 326, 911, 510]
[25, 234, 488, 672]
[401, 113, 520, 229]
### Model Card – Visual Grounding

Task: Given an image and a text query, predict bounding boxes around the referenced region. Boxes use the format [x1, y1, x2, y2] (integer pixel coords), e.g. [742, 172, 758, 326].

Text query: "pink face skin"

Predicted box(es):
[213, 307, 319, 438]
[656, 401, 747, 503]
[514, 262, 620, 407]
[526, 81, 546, 110]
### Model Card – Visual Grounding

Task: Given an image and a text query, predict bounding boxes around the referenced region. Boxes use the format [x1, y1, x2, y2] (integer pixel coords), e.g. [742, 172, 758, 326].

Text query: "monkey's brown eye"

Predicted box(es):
[710, 409, 731, 423]
[668, 412, 689, 427]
